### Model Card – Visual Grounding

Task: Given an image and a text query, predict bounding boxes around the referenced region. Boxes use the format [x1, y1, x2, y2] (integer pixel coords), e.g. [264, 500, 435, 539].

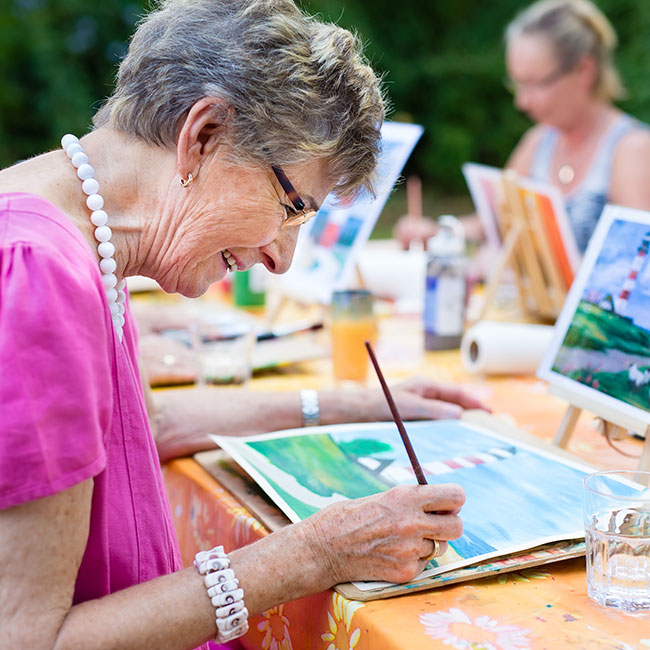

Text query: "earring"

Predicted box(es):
[180, 172, 194, 188]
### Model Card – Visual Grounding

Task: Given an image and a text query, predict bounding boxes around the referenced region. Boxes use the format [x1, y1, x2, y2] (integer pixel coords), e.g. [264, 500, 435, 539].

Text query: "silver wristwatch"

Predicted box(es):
[299, 389, 320, 427]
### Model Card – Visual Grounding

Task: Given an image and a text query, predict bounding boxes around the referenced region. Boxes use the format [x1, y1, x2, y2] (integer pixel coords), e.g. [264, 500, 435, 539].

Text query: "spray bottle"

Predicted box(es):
[424, 215, 467, 350]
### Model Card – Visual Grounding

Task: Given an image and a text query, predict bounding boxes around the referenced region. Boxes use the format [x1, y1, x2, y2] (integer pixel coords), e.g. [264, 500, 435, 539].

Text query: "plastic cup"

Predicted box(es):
[583, 470, 650, 612]
[330, 289, 377, 386]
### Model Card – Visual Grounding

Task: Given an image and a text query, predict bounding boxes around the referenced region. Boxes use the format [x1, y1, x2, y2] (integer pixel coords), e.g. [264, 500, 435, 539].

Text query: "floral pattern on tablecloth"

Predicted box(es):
[419, 608, 532, 650]
[320, 594, 364, 650]
[257, 605, 293, 650]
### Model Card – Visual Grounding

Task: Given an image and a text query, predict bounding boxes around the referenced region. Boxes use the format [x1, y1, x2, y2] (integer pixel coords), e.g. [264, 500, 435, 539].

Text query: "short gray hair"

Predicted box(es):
[94, 0, 386, 199]
[506, 0, 624, 101]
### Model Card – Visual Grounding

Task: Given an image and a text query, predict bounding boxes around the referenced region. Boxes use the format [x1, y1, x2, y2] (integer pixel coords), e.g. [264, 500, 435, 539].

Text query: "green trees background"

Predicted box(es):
[1, 0, 649, 198]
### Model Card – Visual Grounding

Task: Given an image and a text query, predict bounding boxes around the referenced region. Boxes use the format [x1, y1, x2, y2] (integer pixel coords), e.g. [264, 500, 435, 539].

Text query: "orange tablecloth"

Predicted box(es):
[162, 314, 650, 650]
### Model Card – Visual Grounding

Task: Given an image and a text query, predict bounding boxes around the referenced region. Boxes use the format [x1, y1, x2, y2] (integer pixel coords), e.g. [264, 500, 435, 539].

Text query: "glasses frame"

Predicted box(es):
[271, 164, 318, 229]
[504, 65, 570, 95]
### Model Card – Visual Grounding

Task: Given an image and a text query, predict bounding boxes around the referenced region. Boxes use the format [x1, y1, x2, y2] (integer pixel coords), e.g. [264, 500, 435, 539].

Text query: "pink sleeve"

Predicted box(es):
[0, 241, 112, 509]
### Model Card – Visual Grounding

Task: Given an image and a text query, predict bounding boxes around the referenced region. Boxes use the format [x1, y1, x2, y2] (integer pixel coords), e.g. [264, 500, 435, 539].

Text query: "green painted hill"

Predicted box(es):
[560, 299, 650, 357]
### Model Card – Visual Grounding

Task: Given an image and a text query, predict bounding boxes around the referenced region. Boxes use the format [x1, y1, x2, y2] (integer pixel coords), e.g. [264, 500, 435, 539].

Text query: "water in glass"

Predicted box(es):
[585, 507, 650, 612]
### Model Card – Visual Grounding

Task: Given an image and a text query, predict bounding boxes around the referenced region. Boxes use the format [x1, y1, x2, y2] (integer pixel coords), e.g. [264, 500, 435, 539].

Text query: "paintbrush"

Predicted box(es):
[364, 340, 428, 485]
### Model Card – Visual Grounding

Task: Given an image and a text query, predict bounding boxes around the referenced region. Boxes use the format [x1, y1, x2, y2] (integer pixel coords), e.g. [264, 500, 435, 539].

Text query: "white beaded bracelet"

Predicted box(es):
[194, 546, 249, 643]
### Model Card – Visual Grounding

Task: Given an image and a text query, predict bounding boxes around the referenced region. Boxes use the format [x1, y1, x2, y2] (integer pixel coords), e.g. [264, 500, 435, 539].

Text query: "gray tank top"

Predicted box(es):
[528, 114, 643, 252]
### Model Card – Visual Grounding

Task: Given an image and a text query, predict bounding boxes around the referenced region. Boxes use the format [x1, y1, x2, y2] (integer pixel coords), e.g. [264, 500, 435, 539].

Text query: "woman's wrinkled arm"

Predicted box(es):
[0, 481, 92, 649]
[148, 379, 488, 463]
[1, 480, 464, 649]
[216, 482, 465, 615]
[0, 480, 218, 650]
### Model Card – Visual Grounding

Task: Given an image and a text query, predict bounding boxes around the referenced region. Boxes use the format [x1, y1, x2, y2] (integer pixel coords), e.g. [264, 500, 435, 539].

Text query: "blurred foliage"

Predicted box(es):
[1, 0, 650, 196]
[302, 0, 650, 195]
[0, 0, 140, 164]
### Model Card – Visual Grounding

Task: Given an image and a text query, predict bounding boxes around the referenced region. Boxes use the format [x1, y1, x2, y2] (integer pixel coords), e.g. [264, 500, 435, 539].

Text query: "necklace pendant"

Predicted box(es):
[558, 164, 575, 185]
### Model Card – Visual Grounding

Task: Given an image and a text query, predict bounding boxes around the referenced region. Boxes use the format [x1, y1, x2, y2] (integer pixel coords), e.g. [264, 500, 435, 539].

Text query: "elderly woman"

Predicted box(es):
[396, 0, 650, 253]
[0, 1, 466, 648]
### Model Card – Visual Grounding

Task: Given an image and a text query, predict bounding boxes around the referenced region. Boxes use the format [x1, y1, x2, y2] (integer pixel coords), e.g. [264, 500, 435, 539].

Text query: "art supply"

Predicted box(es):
[424, 215, 467, 350]
[406, 175, 423, 222]
[232, 268, 267, 307]
[256, 321, 323, 341]
[583, 470, 650, 611]
[461, 321, 554, 375]
[365, 340, 427, 485]
[462, 162, 580, 323]
[330, 289, 377, 385]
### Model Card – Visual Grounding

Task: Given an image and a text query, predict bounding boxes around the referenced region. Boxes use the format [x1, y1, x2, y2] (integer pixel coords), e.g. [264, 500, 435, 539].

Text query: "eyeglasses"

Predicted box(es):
[271, 164, 318, 229]
[504, 66, 569, 95]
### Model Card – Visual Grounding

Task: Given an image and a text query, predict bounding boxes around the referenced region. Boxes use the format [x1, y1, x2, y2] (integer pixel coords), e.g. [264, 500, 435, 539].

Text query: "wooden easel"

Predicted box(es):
[476, 170, 569, 322]
[553, 403, 650, 477]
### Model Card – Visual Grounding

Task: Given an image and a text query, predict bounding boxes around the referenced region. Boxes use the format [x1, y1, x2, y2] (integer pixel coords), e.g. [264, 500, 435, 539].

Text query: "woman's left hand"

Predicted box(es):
[364, 375, 490, 421]
[150, 375, 491, 462]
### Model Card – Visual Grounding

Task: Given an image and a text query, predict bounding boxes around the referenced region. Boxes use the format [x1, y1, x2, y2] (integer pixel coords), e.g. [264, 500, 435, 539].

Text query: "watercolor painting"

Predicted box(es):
[539, 205, 650, 430]
[277, 121, 423, 304]
[213, 419, 600, 587]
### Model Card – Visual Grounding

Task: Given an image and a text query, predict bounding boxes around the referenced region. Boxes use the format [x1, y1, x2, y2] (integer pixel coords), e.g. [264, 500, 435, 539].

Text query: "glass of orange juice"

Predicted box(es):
[330, 289, 377, 385]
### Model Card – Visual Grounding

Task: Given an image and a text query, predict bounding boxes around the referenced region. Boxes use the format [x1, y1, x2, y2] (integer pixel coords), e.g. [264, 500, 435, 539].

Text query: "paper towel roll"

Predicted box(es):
[461, 321, 554, 375]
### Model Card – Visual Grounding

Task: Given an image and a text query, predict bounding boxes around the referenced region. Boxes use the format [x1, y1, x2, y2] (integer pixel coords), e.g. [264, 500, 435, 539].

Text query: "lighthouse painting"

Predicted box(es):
[539, 205, 650, 426]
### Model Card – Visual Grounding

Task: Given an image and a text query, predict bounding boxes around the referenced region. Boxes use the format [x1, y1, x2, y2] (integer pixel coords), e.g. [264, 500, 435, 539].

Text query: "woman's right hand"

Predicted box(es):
[301, 483, 465, 585]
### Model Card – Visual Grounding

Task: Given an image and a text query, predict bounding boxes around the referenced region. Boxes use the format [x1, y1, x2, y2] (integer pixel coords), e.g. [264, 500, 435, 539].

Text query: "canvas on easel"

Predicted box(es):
[271, 122, 423, 310]
[462, 162, 503, 251]
[462, 163, 580, 322]
[537, 204, 650, 473]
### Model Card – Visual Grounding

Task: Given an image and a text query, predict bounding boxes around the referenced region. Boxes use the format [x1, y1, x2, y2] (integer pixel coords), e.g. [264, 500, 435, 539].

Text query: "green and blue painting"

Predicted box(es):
[213, 420, 596, 581]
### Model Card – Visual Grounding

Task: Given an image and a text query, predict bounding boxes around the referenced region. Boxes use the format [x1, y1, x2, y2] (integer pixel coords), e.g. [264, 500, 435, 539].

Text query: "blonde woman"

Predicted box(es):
[396, 0, 650, 253]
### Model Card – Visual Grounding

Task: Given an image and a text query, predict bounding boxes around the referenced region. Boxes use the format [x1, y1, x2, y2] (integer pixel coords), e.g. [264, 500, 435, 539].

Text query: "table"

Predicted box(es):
[162, 312, 650, 650]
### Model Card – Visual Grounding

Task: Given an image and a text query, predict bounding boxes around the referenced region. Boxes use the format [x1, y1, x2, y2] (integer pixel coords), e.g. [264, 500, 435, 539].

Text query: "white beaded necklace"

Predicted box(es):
[61, 134, 126, 341]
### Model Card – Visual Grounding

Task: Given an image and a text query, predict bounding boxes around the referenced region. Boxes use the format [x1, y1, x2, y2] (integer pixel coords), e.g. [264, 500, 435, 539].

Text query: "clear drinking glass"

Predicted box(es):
[583, 470, 650, 612]
[330, 289, 377, 386]
[188, 314, 256, 386]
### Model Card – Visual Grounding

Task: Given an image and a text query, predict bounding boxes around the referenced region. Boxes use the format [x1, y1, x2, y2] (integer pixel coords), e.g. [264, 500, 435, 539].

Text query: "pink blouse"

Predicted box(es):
[0, 193, 232, 650]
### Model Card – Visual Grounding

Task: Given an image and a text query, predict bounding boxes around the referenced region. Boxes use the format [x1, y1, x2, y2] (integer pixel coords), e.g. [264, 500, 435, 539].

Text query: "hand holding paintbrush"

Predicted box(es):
[365, 341, 451, 561]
